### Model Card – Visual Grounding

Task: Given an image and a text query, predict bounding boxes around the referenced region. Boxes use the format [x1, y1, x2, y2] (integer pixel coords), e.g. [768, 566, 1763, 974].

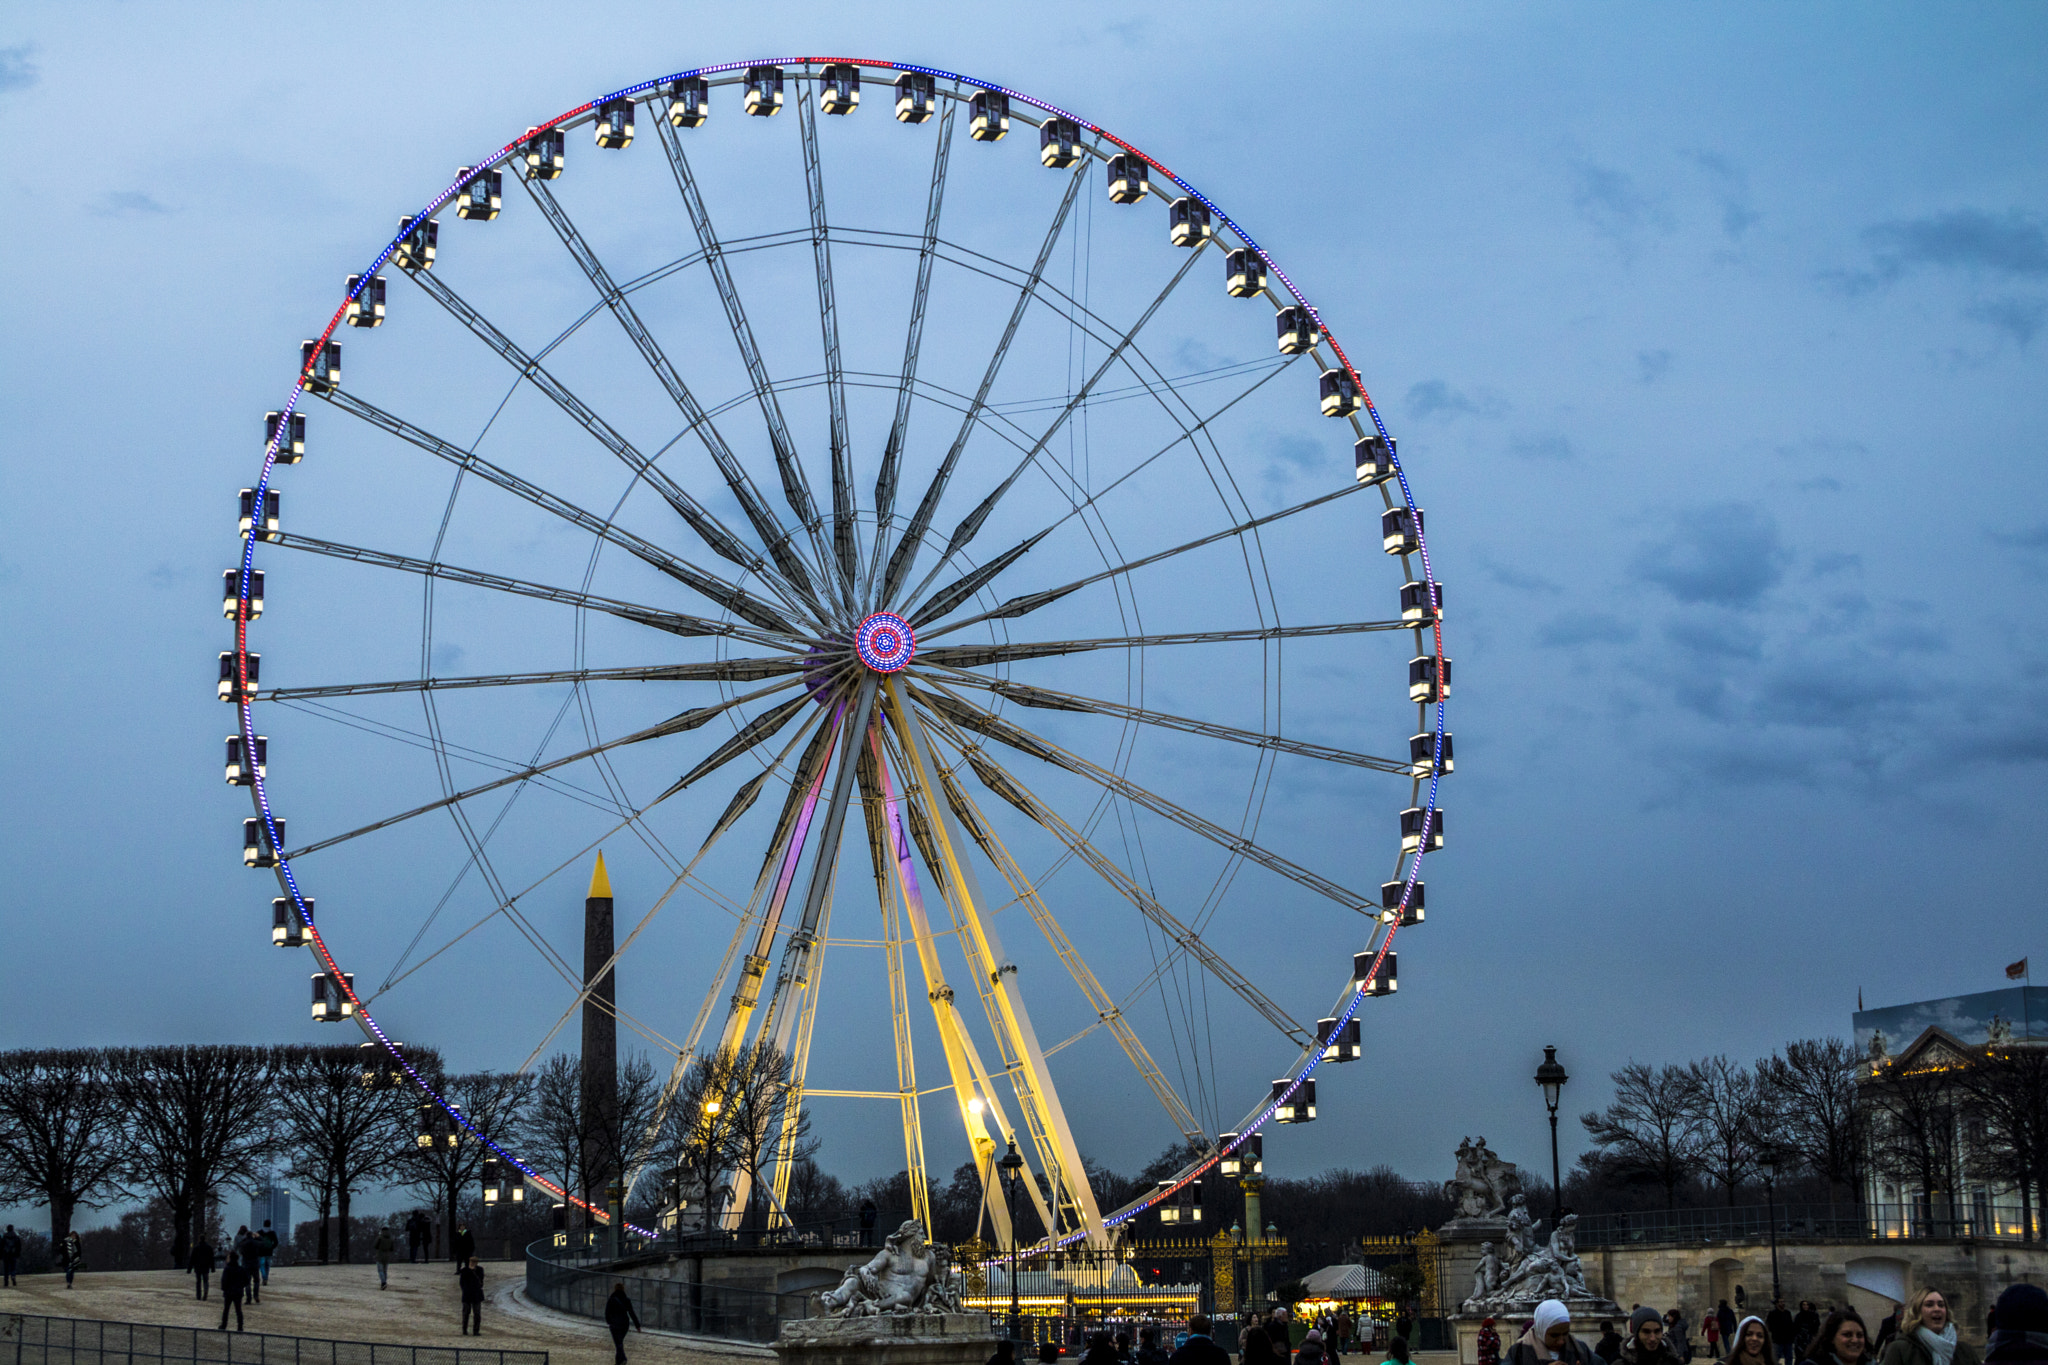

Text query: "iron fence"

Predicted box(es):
[1575, 1201, 2040, 1247]
[0, 1311, 545, 1365]
[523, 1242, 806, 1344]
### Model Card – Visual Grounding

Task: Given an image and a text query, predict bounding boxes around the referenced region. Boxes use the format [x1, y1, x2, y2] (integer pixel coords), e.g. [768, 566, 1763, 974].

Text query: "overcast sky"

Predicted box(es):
[2, 2, 2046, 1225]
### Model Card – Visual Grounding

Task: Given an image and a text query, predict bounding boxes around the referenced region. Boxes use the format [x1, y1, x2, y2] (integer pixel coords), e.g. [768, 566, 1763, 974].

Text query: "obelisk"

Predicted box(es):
[580, 852, 618, 1234]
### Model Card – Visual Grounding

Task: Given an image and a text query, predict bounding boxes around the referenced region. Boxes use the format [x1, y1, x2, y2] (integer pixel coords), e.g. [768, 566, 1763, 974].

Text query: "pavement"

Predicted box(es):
[0, 1261, 769, 1365]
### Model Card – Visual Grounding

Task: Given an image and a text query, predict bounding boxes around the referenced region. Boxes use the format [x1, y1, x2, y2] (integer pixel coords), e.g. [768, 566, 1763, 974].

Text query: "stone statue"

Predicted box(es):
[1445, 1136, 1525, 1220]
[1461, 1242, 1505, 1312]
[816, 1220, 962, 1317]
[1501, 1195, 1536, 1265]
[1867, 1029, 1888, 1063]
[1990, 1015, 2014, 1046]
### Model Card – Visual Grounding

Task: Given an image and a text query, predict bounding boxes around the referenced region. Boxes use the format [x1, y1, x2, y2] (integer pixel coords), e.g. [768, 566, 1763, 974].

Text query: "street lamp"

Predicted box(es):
[1534, 1046, 1569, 1220]
[999, 1138, 1025, 1345]
[1758, 1147, 1782, 1303]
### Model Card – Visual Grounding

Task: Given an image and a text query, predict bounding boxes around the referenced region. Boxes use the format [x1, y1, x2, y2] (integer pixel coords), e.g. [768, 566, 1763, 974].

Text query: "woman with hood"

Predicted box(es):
[1294, 1331, 1327, 1365]
[1728, 1318, 1773, 1365]
[1879, 1291, 1981, 1365]
[1509, 1301, 1602, 1365]
[1801, 1311, 1871, 1365]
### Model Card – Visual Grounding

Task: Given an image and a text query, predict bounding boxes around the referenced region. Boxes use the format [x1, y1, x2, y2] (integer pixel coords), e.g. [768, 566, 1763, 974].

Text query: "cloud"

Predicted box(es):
[1809, 552, 1862, 578]
[1511, 433, 1573, 462]
[1799, 477, 1844, 493]
[1570, 160, 1672, 248]
[1632, 502, 1788, 608]
[1828, 209, 2048, 295]
[1637, 349, 1673, 383]
[91, 191, 171, 217]
[0, 44, 36, 92]
[1478, 556, 1561, 595]
[1538, 613, 1637, 648]
[1404, 379, 1506, 421]
[1991, 524, 2048, 551]
[1963, 297, 2047, 345]
[1261, 433, 1322, 495]
[1683, 150, 1760, 240]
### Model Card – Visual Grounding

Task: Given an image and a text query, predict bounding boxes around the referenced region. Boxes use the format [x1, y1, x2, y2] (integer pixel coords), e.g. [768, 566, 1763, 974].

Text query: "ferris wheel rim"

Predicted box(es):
[230, 54, 1446, 1249]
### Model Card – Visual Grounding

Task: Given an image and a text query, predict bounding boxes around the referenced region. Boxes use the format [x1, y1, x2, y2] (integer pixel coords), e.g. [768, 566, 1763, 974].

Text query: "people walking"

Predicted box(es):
[57, 1232, 83, 1289]
[1508, 1301, 1601, 1365]
[1705, 1316, 1722, 1361]
[459, 1257, 485, 1335]
[1729, 1319, 1772, 1365]
[1295, 1330, 1328, 1365]
[218, 1255, 249, 1332]
[1668, 1312, 1693, 1364]
[237, 1230, 264, 1304]
[406, 1212, 424, 1264]
[1985, 1285, 2048, 1365]
[1798, 1305, 1824, 1358]
[1720, 1307, 1740, 1350]
[453, 1222, 476, 1266]
[1768, 1303, 1799, 1365]
[1878, 1289, 1980, 1365]
[1621, 1308, 1685, 1365]
[374, 1227, 395, 1289]
[257, 1221, 278, 1285]
[1136, 1326, 1168, 1365]
[191, 1237, 215, 1300]
[1801, 1311, 1870, 1365]
[605, 1283, 643, 1364]
[1596, 1324, 1624, 1364]
[0, 1225, 20, 1287]
[1168, 1316, 1230, 1365]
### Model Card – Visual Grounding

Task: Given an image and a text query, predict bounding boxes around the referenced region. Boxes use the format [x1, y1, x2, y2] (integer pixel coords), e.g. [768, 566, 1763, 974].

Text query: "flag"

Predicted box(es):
[2009, 958, 2029, 980]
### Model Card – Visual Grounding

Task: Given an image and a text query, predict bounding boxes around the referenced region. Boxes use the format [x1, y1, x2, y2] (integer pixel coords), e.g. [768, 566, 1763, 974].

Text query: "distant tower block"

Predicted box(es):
[581, 852, 619, 1211]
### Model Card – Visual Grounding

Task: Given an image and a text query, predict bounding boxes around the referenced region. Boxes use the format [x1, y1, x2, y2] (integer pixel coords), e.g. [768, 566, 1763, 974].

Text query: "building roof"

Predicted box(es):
[1299, 1264, 1384, 1299]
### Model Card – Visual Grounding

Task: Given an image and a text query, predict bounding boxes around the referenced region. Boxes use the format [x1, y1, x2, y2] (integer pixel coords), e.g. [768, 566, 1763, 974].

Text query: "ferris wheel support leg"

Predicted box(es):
[859, 762, 933, 1233]
[882, 677, 1110, 1250]
[867, 727, 1053, 1248]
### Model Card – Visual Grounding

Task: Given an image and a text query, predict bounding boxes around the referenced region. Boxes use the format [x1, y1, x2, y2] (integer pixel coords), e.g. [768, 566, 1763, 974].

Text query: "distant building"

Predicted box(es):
[1852, 987, 2047, 1239]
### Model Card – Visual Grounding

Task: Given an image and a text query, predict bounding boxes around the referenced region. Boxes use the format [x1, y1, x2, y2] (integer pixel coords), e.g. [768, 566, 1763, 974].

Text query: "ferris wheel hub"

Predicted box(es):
[854, 612, 915, 674]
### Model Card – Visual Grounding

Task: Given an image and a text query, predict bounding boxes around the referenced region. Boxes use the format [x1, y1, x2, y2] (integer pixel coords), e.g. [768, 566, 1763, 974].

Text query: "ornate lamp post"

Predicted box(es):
[1000, 1138, 1025, 1344]
[1534, 1046, 1569, 1220]
[1758, 1148, 1782, 1303]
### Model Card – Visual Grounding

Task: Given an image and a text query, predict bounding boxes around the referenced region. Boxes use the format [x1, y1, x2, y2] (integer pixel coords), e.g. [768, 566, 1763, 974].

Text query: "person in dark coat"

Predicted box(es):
[57, 1232, 84, 1289]
[1720, 1308, 1740, 1351]
[1136, 1326, 1169, 1365]
[605, 1283, 642, 1363]
[1799, 1306, 1826, 1357]
[1169, 1317, 1230, 1365]
[1, 1225, 20, 1287]
[1082, 1333, 1122, 1365]
[237, 1233, 263, 1304]
[453, 1224, 476, 1266]
[1596, 1324, 1624, 1364]
[1985, 1285, 2048, 1365]
[1768, 1304, 1799, 1365]
[459, 1257, 485, 1334]
[190, 1237, 215, 1300]
[989, 1342, 1018, 1365]
[218, 1256, 250, 1332]
[1507, 1301, 1602, 1365]
[1620, 1308, 1685, 1365]
[1242, 1326, 1284, 1365]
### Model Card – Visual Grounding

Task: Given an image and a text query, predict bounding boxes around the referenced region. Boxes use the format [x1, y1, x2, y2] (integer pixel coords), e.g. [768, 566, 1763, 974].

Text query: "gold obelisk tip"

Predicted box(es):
[588, 851, 612, 900]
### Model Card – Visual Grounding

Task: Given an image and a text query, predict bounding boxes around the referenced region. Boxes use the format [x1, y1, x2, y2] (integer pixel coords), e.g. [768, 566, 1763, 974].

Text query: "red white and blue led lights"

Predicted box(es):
[232, 56, 1445, 1248]
[854, 612, 915, 674]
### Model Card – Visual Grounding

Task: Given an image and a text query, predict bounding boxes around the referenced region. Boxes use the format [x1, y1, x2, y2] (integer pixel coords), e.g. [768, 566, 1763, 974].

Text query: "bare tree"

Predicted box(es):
[1866, 1059, 1964, 1231]
[783, 1153, 850, 1224]
[1758, 1038, 1864, 1198]
[276, 1044, 429, 1262]
[1580, 1061, 1704, 1209]
[0, 1050, 127, 1244]
[646, 1048, 745, 1234]
[523, 1054, 592, 1227]
[583, 1053, 663, 1215]
[719, 1043, 815, 1231]
[108, 1045, 280, 1267]
[1687, 1055, 1766, 1205]
[399, 1071, 533, 1257]
[1956, 1042, 2048, 1242]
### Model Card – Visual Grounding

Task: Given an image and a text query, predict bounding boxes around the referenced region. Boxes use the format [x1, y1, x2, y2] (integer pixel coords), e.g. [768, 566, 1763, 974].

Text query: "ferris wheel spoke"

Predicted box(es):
[657, 687, 835, 800]
[930, 669, 1411, 774]
[919, 733, 1207, 1147]
[517, 178, 824, 622]
[880, 160, 1087, 607]
[651, 114, 842, 609]
[262, 656, 808, 703]
[914, 683, 1380, 918]
[921, 713, 1311, 1045]
[916, 617, 1407, 671]
[270, 533, 805, 647]
[319, 387, 806, 636]
[867, 99, 956, 608]
[922, 446, 1356, 641]
[279, 679, 800, 860]
[401, 267, 824, 623]
[898, 241, 1211, 610]
[796, 80, 859, 596]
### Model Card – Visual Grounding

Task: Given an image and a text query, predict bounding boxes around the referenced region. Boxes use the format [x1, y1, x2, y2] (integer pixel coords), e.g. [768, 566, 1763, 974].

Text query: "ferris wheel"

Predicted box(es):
[224, 57, 1447, 1250]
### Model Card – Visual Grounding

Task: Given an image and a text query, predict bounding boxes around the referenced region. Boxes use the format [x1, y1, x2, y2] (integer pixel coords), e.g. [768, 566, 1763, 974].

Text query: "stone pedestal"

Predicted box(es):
[774, 1314, 998, 1365]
